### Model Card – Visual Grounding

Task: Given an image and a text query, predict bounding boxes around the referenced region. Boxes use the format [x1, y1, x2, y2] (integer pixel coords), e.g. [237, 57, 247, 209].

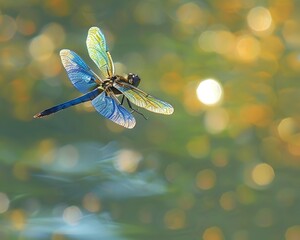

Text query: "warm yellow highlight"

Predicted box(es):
[247, 7, 272, 32]
[196, 169, 216, 190]
[203, 226, 224, 240]
[164, 208, 186, 229]
[251, 163, 275, 186]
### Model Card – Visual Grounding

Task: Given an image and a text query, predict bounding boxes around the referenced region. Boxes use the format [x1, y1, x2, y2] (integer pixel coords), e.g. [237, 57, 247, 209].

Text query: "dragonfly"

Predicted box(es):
[34, 27, 174, 128]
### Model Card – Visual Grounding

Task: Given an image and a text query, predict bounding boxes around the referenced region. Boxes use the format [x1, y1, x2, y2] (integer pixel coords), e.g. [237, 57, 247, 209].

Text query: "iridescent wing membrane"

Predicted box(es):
[86, 27, 114, 79]
[85, 27, 135, 128]
[35, 27, 173, 129]
[114, 83, 174, 115]
[35, 27, 135, 129]
[60, 49, 98, 93]
[92, 92, 136, 129]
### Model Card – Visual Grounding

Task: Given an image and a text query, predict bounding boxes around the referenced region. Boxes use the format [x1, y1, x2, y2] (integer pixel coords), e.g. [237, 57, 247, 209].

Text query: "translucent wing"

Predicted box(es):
[91, 91, 136, 129]
[113, 83, 174, 115]
[86, 27, 114, 80]
[60, 49, 99, 93]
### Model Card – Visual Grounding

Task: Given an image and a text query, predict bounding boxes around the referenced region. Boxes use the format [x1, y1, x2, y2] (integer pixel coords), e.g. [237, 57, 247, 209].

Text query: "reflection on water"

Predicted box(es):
[3, 1, 300, 239]
[1, 142, 167, 240]
[23, 213, 123, 240]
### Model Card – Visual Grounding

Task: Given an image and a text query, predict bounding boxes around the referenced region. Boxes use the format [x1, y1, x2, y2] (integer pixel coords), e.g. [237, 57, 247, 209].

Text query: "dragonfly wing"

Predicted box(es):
[60, 49, 98, 93]
[86, 27, 114, 79]
[91, 91, 136, 129]
[114, 83, 174, 115]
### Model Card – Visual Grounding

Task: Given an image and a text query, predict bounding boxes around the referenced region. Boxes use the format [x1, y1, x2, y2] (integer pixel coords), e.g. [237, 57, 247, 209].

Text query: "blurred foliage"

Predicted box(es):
[1, 0, 300, 239]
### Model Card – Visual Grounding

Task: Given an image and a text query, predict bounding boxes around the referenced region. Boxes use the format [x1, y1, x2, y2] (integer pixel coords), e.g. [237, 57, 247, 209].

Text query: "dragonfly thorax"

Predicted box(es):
[108, 73, 140, 87]
[104, 73, 141, 89]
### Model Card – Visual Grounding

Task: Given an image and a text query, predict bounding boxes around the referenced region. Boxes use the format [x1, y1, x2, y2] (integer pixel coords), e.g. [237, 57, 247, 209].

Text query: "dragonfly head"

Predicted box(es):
[127, 73, 140, 87]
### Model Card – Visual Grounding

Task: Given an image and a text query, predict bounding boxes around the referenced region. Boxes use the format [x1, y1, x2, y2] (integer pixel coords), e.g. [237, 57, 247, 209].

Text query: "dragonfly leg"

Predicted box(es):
[120, 95, 125, 105]
[126, 98, 147, 120]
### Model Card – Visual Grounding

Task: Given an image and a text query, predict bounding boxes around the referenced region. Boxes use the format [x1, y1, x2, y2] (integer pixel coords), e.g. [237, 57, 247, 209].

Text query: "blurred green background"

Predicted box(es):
[1, 0, 300, 239]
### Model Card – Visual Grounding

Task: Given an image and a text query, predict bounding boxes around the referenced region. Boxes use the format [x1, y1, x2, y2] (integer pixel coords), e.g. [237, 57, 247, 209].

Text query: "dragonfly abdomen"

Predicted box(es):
[34, 88, 102, 118]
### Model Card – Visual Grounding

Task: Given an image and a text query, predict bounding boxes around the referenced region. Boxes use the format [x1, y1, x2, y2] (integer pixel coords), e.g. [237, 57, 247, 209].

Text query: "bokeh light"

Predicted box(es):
[236, 35, 261, 62]
[196, 169, 216, 190]
[277, 117, 298, 142]
[203, 226, 224, 240]
[29, 34, 55, 61]
[251, 163, 275, 187]
[0, 15, 17, 42]
[0, 192, 10, 214]
[164, 208, 186, 230]
[196, 79, 223, 105]
[285, 225, 300, 240]
[10, 209, 26, 230]
[219, 191, 236, 211]
[82, 193, 101, 213]
[63, 206, 82, 226]
[2, 1, 300, 239]
[247, 7, 273, 32]
[204, 108, 229, 134]
[176, 2, 207, 27]
[114, 149, 142, 173]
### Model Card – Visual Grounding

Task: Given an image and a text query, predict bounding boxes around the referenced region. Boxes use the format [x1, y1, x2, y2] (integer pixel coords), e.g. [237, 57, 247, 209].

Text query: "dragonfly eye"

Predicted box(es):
[128, 73, 141, 87]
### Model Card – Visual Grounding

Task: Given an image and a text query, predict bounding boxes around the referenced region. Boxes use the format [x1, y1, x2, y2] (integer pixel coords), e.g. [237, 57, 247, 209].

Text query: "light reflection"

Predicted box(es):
[56, 144, 79, 169]
[198, 30, 236, 55]
[114, 149, 142, 173]
[219, 191, 236, 211]
[198, 30, 216, 52]
[213, 31, 236, 55]
[176, 2, 207, 27]
[282, 20, 300, 48]
[236, 35, 260, 62]
[42, 23, 65, 47]
[29, 34, 55, 61]
[285, 225, 300, 240]
[203, 226, 224, 240]
[196, 169, 216, 190]
[0, 192, 9, 214]
[0, 15, 17, 42]
[196, 79, 223, 105]
[244, 163, 275, 189]
[204, 108, 229, 134]
[63, 206, 82, 226]
[164, 208, 186, 230]
[247, 7, 272, 32]
[10, 209, 26, 230]
[16, 16, 36, 36]
[82, 193, 101, 213]
[22, 213, 123, 239]
[277, 117, 297, 142]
